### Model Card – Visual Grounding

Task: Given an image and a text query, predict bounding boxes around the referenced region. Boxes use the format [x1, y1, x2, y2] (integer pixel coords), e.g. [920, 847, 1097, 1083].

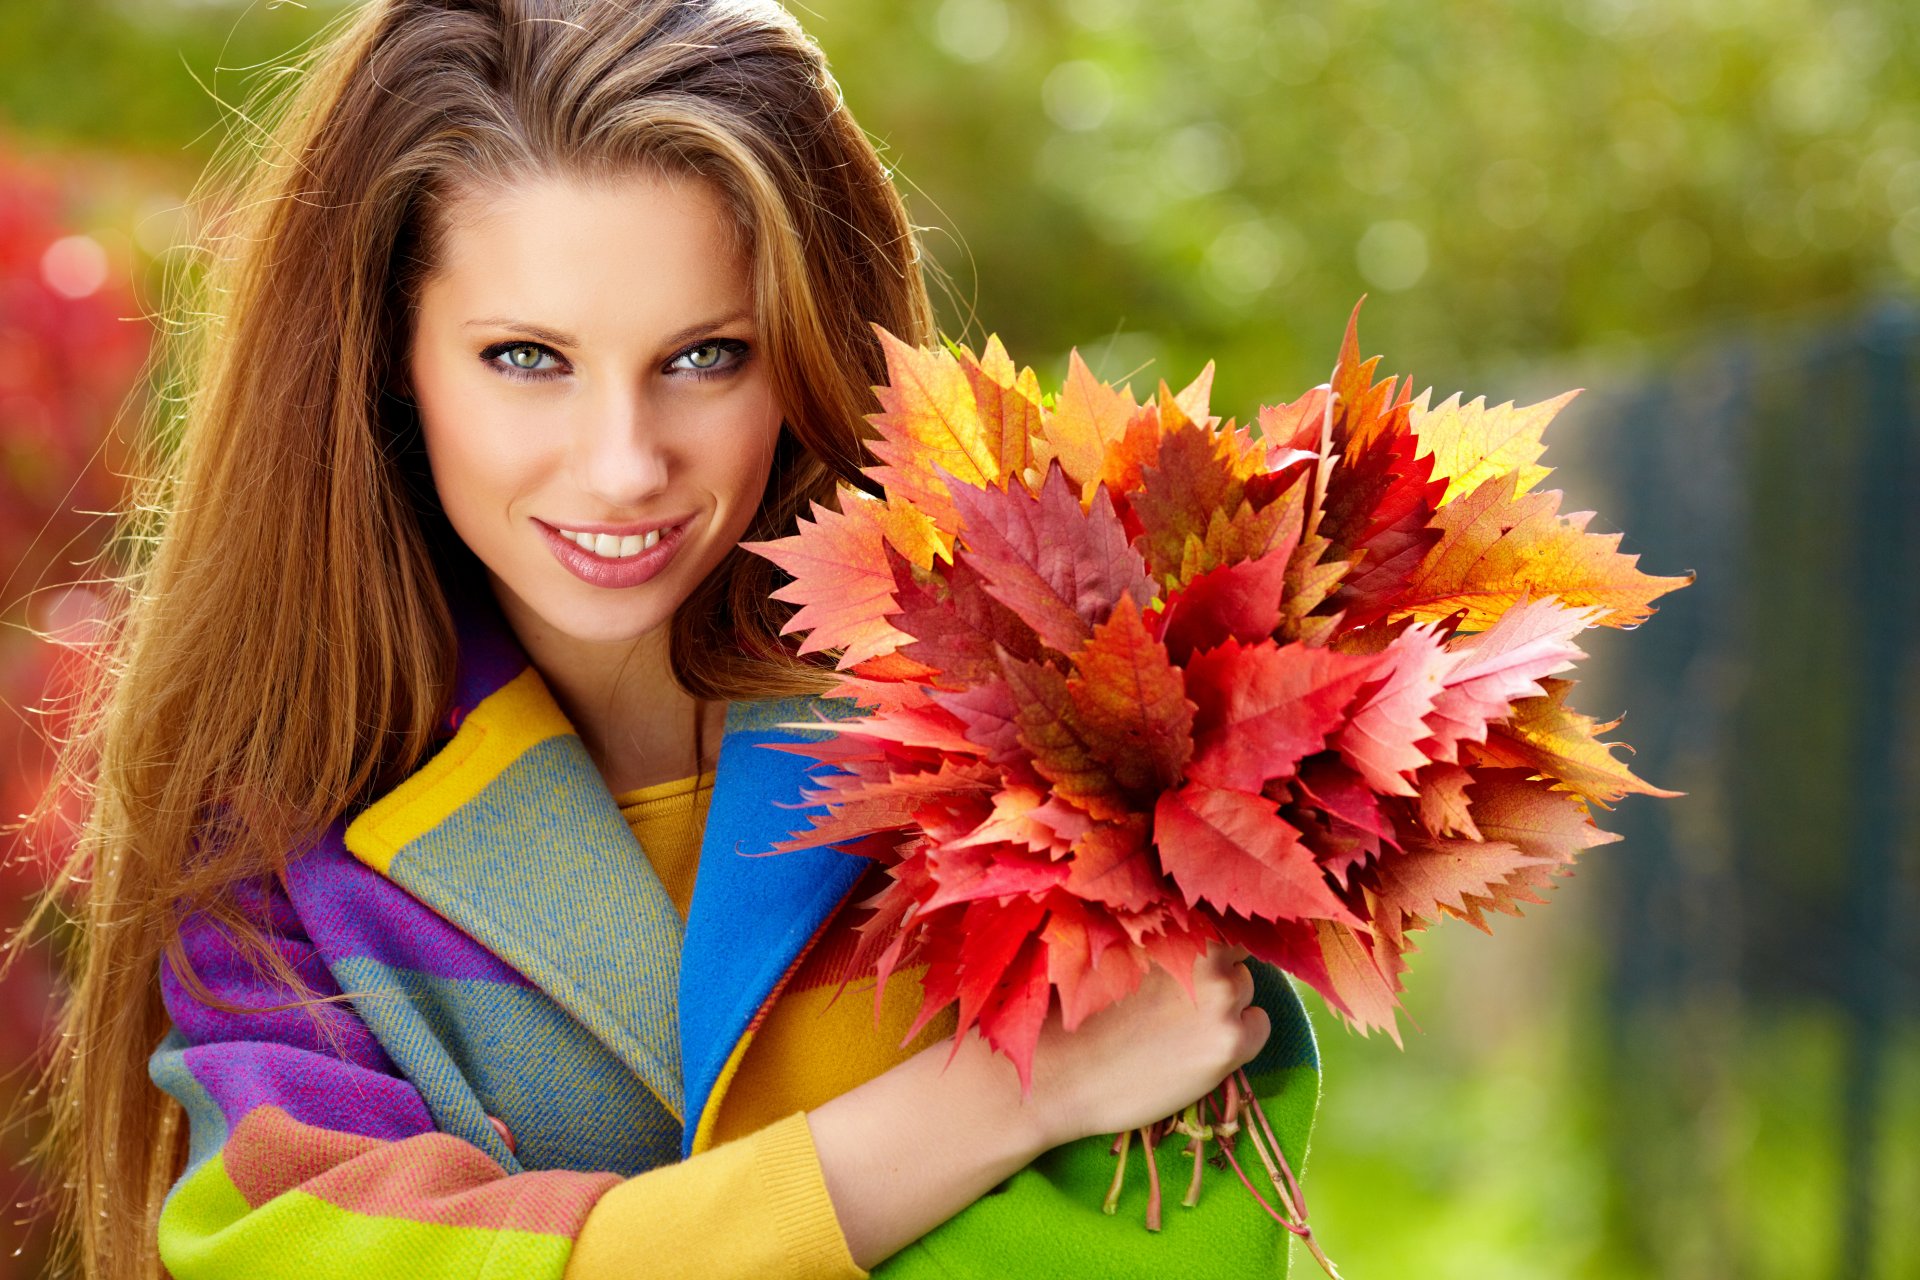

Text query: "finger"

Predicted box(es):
[1237, 1005, 1271, 1064]
[1206, 941, 1252, 968]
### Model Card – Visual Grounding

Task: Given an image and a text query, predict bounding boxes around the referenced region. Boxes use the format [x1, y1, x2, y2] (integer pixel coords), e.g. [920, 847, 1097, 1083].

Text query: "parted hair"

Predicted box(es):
[27, 2, 934, 1276]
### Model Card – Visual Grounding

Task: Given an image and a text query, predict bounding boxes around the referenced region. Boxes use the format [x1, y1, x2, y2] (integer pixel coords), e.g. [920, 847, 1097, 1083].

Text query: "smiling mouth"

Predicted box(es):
[552, 526, 667, 559]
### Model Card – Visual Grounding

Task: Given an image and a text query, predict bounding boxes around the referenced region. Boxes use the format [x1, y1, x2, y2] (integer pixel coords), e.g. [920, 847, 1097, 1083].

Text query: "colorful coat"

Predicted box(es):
[149, 594, 1324, 1278]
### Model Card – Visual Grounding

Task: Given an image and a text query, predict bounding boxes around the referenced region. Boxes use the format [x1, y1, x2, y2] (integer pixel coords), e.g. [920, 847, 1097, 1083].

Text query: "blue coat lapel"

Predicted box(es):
[676, 697, 872, 1157]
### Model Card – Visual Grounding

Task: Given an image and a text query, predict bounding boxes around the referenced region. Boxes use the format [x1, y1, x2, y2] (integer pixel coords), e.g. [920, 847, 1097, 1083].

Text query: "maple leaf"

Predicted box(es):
[1412, 388, 1579, 506]
[865, 327, 1014, 533]
[1045, 895, 1153, 1031]
[892, 555, 1045, 687]
[1154, 783, 1360, 923]
[1320, 423, 1446, 627]
[1414, 762, 1481, 839]
[1131, 411, 1267, 586]
[1421, 595, 1597, 764]
[946, 784, 1065, 856]
[1370, 829, 1554, 937]
[1336, 622, 1452, 795]
[1042, 349, 1140, 493]
[1064, 815, 1162, 912]
[933, 679, 1026, 764]
[1467, 768, 1622, 865]
[1292, 757, 1396, 844]
[1477, 677, 1682, 808]
[1183, 639, 1383, 793]
[1257, 385, 1335, 456]
[953, 334, 1041, 485]
[775, 759, 998, 853]
[998, 654, 1132, 821]
[1310, 918, 1406, 1044]
[1065, 595, 1196, 796]
[949, 462, 1155, 653]
[1157, 543, 1295, 664]
[747, 492, 911, 668]
[923, 839, 1073, 912]
[912, 895, 1051, 1071]
[1394, 473, 1693, 630]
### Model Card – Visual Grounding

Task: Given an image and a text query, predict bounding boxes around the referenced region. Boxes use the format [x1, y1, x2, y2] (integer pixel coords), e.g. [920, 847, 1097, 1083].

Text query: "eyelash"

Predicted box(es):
[478, 338, 752, 383]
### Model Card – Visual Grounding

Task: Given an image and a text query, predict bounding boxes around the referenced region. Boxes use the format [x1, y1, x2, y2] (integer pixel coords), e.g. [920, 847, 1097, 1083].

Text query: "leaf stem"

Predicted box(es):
[1141, 1123, 1164, 1232]
[1102, 1126, 1131, 1215]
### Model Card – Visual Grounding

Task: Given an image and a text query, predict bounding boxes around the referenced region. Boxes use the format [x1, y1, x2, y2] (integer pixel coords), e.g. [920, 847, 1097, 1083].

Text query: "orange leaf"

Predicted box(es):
[1394, 474, 1693, 630]
[1043, 349, 1139, 493]
[1478, 677, 1682, 808]
[747, 493, 909, 668]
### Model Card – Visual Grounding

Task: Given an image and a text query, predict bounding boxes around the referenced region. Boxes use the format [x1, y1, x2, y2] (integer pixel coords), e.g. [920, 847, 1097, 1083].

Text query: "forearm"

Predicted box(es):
[805, 1028, 1056, 1270]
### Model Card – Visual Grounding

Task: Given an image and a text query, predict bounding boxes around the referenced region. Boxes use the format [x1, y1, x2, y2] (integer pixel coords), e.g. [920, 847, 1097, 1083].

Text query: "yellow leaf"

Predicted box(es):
[1413, 388, 1580, 506]
[865, 327, 1003, 533]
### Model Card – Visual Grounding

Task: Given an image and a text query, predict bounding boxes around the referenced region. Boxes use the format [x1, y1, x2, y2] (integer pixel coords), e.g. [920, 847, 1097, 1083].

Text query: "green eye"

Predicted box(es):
[686, 344, 722, 369]
[506, 345, 546, 369]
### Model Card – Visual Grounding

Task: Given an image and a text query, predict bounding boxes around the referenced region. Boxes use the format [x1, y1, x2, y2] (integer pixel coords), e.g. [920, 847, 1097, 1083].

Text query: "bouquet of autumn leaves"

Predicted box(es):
[746, 302, 1687, 1272]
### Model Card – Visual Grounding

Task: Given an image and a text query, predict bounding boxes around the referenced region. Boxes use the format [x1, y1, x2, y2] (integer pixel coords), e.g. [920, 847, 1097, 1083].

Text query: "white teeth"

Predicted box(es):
[557, 526, 669, 559]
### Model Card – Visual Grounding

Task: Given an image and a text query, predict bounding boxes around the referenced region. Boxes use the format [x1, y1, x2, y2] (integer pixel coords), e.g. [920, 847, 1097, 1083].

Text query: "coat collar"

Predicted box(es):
[342, 583, 870, 1152]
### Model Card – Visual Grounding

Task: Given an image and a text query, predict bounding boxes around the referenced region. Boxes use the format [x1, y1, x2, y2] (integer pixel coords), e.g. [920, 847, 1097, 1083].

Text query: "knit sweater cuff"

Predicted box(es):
[760, 1111, 869, 1277]
[565, 1110, 867, 1280]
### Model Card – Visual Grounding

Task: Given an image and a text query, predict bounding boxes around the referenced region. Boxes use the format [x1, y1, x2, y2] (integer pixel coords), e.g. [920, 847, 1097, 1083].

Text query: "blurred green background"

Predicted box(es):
[2, 1, 1916, 1276]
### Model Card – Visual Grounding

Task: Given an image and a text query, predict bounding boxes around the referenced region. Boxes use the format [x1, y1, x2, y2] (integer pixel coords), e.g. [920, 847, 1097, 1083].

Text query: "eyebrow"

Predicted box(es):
[462, 310, 755, 352]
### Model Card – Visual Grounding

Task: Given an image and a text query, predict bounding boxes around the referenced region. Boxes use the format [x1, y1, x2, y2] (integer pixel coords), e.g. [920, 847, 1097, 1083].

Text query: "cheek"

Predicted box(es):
[413, 366, 548, 529]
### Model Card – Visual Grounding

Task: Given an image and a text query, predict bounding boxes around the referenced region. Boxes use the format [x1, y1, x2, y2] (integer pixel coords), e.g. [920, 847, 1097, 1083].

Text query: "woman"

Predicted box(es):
[35, 2, 1321, 1276]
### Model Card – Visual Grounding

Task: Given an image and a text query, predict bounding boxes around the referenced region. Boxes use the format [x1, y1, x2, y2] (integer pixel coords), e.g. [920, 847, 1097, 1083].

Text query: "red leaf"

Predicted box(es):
[1370, 830, 1553, 936]
[1336, 622, 1452, 795]
[1422, 596, 1595, 763]
[1065, 595, 1196, 797]
[1312, 918, 1406, 1045]
[1064, 816, 1162, 911]
[949, 462, 1154, 653]
[1154, 783, 1360, 923]
[998, 655, 1132, 820]
[1044, 897, 1150, 1032]
[1130, 415, 1266, 585]
[934, 679, 1025, 764]
[1184, 640, 1383, 792]
[893, 555, 1045, 687]
[923, 839, 1073, 912]
[976, 930, 1054, 1097]
[1158, 542, 1295, 664]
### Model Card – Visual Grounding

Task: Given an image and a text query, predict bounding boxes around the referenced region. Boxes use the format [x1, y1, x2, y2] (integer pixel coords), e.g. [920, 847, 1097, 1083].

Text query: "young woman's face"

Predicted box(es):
[407, 169, 782, 650]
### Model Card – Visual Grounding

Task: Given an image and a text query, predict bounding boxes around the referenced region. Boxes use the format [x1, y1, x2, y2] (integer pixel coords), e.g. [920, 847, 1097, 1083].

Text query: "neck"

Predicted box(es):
[494, 591, 724, 794]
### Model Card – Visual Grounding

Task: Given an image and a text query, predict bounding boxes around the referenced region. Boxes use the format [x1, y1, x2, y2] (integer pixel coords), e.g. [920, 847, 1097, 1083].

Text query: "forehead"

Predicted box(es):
[421, 169, 753, 333]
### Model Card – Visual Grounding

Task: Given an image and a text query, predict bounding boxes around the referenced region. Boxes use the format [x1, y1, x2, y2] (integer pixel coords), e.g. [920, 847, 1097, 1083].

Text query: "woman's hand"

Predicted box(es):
[1016, 941, 1270, 1149]
[807, 942, 1270, 1268]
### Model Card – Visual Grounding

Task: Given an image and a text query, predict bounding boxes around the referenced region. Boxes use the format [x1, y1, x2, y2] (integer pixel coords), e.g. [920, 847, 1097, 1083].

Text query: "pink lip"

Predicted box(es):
[536, 517, 692, 589]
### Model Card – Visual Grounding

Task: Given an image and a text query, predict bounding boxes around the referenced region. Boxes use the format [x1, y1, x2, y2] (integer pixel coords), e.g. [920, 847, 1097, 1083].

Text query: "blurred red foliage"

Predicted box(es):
[0, 142, 152, 1276]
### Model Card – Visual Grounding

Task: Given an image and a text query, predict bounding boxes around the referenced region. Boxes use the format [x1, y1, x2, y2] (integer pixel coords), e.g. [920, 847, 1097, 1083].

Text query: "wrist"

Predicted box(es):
[934, 1026, 1076, 1156]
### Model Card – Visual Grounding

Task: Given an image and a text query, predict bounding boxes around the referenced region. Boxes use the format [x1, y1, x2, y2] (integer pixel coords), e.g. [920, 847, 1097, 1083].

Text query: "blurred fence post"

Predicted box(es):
[1571, 298, 1920, 1279]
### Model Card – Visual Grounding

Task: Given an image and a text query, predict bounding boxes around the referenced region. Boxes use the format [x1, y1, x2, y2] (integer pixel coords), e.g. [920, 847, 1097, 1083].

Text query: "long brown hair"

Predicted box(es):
[21, 2, 934, 1275]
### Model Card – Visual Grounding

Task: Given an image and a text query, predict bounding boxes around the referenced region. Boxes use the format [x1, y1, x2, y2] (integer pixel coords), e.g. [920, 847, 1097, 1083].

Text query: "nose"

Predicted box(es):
[574, 381, 672, 508]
